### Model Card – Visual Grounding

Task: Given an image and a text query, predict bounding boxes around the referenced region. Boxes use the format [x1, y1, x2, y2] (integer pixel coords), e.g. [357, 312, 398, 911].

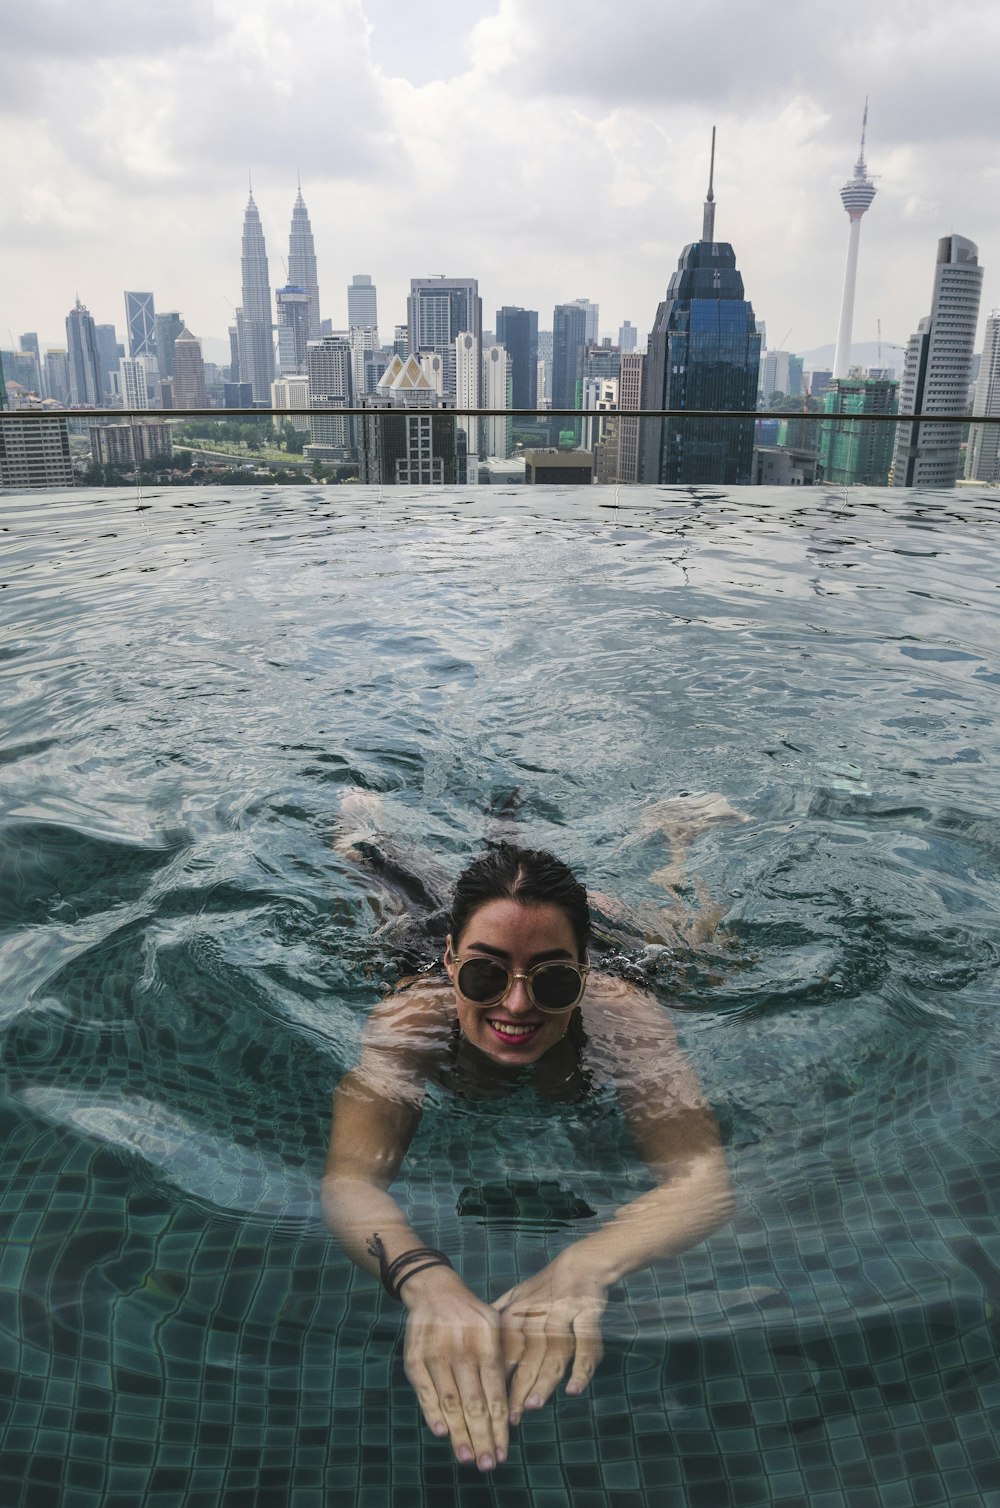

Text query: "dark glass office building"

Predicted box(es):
[551, 303, 588, 444]
[496, 306, 538, 410]
[641, 172, 761, 484]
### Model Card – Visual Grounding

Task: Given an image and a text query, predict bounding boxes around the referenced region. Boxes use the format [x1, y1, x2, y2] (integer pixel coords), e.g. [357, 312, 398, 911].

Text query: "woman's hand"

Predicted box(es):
[402, 1266, 509, 1472]
[492, 1250, 608, 1423]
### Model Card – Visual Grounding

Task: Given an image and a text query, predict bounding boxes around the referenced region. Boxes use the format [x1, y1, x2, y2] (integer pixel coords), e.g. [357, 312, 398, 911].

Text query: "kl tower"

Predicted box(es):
[832, 102, 877, 379]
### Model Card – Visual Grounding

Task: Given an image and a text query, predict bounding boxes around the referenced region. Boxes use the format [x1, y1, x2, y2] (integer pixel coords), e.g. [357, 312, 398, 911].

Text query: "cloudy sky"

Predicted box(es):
[3, 0, 999, 365]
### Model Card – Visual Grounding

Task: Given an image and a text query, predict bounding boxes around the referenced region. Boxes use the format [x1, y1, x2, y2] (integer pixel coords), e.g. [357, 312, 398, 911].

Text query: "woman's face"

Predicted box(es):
[445, 898, 583, 1066]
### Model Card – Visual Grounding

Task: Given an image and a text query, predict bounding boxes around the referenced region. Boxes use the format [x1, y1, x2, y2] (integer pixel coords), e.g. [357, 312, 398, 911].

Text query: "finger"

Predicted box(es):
[525, 1330, 575, 1411]
[425, 1361, 479, 1467]
[507, 1331, 549, 1424]
[479, 1353, 510, 1464]
[566, 1325, 604, 1397]
[451, 1361, 501, 1471]
[404, 1358, 449, 1442]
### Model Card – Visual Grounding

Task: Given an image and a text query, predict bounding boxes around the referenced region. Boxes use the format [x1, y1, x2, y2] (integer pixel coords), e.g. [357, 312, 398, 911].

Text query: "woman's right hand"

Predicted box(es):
[401, 1266, 509, 1472]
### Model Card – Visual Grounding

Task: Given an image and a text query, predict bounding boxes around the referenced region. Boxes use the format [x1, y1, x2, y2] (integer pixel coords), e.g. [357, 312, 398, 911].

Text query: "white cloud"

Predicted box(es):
[2, 0, 998, 359]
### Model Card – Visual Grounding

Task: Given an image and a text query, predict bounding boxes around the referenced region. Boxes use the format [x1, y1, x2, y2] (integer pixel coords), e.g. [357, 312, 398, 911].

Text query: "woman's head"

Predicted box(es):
[450, 843, 590, 960]
[445, 844, 591, 1065]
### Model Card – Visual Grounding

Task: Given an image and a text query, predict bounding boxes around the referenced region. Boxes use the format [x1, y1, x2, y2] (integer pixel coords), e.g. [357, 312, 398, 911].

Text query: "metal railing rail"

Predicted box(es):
[2, 407, 998, 425]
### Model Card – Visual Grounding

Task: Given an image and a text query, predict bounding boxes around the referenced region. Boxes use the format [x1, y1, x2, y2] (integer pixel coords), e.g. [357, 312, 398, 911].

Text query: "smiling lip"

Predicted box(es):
[487, 1019, 542, 1046]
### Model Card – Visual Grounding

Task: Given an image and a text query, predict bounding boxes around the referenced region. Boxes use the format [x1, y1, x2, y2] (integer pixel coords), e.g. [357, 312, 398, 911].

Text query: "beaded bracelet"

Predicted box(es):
[367, 1233, 455, 1300]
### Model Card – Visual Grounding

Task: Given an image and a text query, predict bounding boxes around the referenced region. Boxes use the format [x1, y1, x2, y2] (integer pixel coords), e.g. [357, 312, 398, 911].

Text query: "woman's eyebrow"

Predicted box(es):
[464, 942, 575, 963]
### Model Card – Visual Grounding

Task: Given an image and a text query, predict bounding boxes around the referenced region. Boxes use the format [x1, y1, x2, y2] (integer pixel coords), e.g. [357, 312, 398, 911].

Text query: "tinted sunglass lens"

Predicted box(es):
[458, 958, 508, 1004]
[533, 964, 582, 1010]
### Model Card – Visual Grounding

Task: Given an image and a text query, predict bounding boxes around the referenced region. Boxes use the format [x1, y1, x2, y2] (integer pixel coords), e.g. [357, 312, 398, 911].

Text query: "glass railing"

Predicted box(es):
[2, 404, 998, 492]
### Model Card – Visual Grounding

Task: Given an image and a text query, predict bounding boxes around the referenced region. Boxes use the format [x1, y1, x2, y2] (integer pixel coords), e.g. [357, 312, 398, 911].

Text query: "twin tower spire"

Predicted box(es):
[238, 184, 322, 402]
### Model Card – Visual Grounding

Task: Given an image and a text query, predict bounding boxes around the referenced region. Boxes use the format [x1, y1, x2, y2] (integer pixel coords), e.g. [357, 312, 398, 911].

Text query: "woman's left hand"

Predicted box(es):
[491, 1250, 608, 1423]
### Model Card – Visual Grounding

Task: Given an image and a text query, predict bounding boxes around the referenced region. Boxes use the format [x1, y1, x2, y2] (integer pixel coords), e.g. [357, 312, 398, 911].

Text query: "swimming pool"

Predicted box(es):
[1, 483, 999, 1507]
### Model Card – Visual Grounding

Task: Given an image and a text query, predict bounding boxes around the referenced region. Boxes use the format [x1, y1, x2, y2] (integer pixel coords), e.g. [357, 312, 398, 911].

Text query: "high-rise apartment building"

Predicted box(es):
[965, 311, 1000, 483]
[348, 275, 378, 333]
[760, 350, 804, 400]
[891, 235, 983, 488]
[275, 287, 311, 374]
[615, 350, 644, 484]
[482, 345, 512, 460]
[408, 277, 481, 397]
[819, 376, 898, 485]
[551, 304, 589, 443]
[271, 375, 311, 433]
[455, 332, 480, 462]
[495, 307, 538, 410]
[0, 416, 74, 488]
[66, 301, 103, 407]
[306, 336, 354, 449]
[240, 191, 275, 404]
[125, 292, 157, 359]
[172, 328, 208, 408]
[119, 358, 153, 410]
[349, 326, 381, 398]
[641, 131, 761, 485]
[154, 312, 184, 382]
[832, 106, 877, 380]
[288, 188, 321, 339]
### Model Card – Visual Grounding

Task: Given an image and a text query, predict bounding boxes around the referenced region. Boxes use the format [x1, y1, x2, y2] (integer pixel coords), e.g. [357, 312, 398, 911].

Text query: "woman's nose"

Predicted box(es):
[506, 976, 534, 1014]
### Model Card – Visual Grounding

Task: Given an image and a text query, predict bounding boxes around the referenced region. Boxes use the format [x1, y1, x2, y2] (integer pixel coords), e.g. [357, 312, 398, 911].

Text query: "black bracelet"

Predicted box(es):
[366, 1234, 454, 1300]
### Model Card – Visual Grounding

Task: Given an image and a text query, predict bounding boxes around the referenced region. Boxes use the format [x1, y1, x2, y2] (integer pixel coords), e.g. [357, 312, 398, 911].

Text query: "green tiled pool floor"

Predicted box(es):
[2, 1106, 999, 1507]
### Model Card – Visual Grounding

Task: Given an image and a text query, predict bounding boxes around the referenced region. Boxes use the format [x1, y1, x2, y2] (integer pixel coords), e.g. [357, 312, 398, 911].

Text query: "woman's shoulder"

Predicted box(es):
[363, 973, 454, 1052]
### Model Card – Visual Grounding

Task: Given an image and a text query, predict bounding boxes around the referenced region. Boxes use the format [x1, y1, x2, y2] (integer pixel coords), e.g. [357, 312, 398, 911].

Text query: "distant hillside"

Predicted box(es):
[797, 340, 907, 374]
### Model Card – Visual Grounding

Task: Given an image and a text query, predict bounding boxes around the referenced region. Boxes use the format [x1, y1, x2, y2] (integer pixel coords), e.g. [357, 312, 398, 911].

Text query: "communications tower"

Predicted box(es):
[832, 103, 877, 380]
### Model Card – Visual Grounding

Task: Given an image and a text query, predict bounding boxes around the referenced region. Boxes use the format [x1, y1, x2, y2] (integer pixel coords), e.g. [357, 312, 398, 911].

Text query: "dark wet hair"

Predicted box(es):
[450, 843, 590, 960]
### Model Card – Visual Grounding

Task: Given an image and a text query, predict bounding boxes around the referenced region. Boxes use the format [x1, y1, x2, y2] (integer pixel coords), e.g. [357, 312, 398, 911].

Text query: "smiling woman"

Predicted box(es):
[322, 836, 734, 1474]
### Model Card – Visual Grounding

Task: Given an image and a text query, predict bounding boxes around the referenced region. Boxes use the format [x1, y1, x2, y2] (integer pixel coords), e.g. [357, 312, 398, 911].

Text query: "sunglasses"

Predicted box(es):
[448, 950, 589, 1014]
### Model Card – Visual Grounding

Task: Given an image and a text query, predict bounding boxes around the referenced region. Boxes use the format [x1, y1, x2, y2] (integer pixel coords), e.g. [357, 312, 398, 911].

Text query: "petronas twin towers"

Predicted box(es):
[237, 185, 322, 403]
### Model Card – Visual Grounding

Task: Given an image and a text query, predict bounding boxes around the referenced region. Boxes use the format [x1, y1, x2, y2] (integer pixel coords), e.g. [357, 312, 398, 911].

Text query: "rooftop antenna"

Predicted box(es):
[702, 126, 717, 242]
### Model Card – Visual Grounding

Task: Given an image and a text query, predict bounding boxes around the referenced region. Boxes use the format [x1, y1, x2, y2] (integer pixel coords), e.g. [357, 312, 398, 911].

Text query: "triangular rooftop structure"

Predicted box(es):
[392, 355, 433, 391]
[377, 354, 404, 391]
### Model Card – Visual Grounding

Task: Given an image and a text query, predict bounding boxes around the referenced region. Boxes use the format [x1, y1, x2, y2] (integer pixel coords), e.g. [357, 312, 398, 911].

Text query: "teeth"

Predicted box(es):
[489, 1022, 537, 1036]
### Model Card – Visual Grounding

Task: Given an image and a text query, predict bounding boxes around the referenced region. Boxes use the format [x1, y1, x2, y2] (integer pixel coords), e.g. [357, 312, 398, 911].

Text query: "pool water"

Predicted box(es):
[1, 483, 999, 1507]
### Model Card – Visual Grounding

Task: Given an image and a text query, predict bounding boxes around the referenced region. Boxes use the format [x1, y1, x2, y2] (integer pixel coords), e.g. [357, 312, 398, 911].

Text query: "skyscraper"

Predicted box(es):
[495, 307, 538, 410]
[65, 300, 103, 407]
[569, 299, 599, 343]
[154, 312, 183, 382]
[407, 277, 481, 397]
[819, 376, 898, 485]
[551, 303, 589, 443]
[618, 321, 638, 355]
[125, 292, 157, 359]
[306, 336, 354, 449]
[45, 350, 70, 406]
[240, 191, 275, 404]
[275, 286, 311, 374]
[641, 130, 761, 485]
[965, 311, 1000, 483]
[891, 235, 983, 488]
[95, 325, 122, 400]
[172, 328, 208, 409]
[288, 186, 321, 340]
[482, 345, 512, 459]
[832, 105, 877, 380]
[348, 275, 378, 333]
[118, 358, 152, 411]
[455, 331, 480, 463]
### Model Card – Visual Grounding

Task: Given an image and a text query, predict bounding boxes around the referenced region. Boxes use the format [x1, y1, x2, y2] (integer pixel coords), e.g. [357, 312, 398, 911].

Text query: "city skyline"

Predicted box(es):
[3, 0, 999, 362]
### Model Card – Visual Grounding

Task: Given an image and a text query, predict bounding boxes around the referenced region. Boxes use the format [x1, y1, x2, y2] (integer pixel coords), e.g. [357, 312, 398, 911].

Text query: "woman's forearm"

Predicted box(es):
[322, 1173, 433, 1282]
[558, 1153, 734, 1289]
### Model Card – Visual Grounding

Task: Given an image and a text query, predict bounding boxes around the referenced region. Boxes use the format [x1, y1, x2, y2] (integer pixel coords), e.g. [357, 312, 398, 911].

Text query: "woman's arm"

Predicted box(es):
[494, 978, 733, 1420]
[322, 987, 510, 1473]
